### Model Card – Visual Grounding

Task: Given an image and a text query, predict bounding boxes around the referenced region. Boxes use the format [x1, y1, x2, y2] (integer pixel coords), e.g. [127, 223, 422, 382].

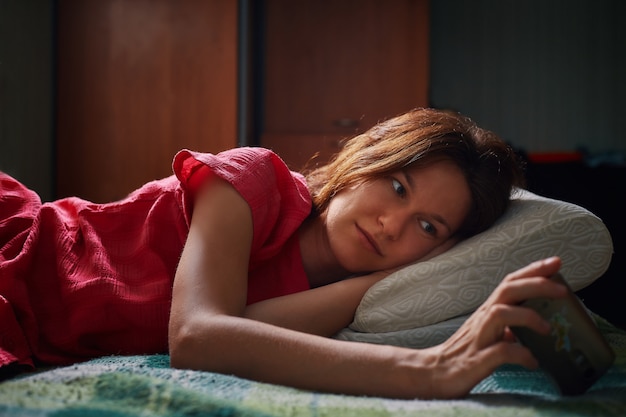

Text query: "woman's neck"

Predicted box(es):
[298, 215, 350, 288]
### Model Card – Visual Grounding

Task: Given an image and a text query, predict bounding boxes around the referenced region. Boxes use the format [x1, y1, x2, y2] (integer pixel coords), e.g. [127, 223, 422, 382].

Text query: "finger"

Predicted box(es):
[503, 256, 562, 283]
[502, 327, 517, 343]
[482, 340, 540, 371]
[491, 276, 568, 306]
[476, 304, 550, 347]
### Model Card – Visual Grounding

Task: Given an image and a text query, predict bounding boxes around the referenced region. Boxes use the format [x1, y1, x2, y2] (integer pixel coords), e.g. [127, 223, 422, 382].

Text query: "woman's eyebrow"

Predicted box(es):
[402, 169, 452, 234]
[401, 168, 415, 191]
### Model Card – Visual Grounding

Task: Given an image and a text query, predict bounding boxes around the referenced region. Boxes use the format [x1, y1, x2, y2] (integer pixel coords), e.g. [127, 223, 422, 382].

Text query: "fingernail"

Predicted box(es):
[543, 256, 559, 265]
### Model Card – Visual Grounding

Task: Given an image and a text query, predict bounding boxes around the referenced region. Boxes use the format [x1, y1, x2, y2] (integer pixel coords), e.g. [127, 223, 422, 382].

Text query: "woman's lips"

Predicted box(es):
[356, 224, 383, 256]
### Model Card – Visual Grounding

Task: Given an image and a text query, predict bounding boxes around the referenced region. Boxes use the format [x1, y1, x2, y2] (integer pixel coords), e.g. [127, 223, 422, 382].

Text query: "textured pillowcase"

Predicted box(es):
[350, 189, 613, 333]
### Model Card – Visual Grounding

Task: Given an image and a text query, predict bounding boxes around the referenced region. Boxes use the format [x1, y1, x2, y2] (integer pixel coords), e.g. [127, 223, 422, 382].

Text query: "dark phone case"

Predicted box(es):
[511, 272, 615, 395]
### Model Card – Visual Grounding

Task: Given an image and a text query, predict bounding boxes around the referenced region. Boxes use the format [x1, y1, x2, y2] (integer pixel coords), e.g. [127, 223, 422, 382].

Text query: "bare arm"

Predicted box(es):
[168, 177, 567, 399]
[244, 270, 391, 337]
[168, 177, 411, 396]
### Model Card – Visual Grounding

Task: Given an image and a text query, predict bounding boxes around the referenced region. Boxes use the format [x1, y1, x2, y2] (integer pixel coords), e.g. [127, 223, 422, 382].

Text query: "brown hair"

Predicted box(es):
[305, 108, 525, 238]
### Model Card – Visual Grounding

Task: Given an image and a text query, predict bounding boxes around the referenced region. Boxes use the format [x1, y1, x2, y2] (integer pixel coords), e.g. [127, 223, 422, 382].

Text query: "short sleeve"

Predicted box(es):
[172, 147, 312, 263]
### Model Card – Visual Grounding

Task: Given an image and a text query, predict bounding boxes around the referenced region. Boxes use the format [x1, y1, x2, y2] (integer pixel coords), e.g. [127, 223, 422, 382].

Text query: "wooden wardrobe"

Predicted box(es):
[261, 0, 430, 171]
[56, 0, 429, 202]
[56, 0, 238, 202]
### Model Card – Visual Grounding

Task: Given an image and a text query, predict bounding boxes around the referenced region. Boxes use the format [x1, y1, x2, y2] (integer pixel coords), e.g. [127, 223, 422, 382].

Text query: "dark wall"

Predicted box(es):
[430, 0, 626, 154]
[0, 0, 55, 201]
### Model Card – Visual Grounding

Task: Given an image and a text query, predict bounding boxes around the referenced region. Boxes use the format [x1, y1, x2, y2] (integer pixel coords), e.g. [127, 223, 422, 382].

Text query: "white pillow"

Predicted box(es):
[350, 189, 613, 333]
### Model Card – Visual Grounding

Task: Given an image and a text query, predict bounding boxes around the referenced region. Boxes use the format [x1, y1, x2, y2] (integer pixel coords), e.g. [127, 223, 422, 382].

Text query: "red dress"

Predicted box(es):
[0, 147, 312, 369]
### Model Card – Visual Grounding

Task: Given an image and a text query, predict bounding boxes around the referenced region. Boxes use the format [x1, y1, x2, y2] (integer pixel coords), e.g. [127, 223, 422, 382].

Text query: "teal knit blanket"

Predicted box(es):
[1, 317, 625, 416]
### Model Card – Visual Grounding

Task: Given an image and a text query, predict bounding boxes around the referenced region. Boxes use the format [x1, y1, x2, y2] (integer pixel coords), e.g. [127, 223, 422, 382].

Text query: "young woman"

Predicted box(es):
[0, 108, 566, 398]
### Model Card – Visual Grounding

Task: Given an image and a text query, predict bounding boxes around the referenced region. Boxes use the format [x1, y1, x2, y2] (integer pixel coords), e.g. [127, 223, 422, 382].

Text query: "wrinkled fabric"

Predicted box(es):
[0, 147, 312, 369]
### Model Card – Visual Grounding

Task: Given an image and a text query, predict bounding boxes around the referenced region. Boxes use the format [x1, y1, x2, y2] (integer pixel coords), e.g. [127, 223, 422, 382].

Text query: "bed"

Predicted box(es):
[1, 190, 624, 416]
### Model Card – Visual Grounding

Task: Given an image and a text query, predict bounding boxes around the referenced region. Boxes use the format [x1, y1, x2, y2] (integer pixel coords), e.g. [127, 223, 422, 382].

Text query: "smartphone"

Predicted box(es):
[511, 272, 615, 395]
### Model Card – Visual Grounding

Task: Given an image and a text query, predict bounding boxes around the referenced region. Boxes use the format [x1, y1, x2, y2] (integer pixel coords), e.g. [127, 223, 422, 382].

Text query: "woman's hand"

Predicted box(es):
[417, 256, 567, 398]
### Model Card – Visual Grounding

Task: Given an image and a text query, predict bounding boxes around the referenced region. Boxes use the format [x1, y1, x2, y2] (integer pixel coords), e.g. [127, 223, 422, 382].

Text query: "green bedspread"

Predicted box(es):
[1, 317, 625, 417]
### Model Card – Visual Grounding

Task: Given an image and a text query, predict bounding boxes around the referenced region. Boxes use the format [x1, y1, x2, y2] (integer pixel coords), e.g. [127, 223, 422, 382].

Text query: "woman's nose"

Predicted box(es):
[379, 211, 410, 241]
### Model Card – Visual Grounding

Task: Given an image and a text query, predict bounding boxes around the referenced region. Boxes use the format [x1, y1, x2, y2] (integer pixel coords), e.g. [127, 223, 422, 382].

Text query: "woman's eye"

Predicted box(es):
[391, 178, 406, 197]
[419, 220, 436, 235]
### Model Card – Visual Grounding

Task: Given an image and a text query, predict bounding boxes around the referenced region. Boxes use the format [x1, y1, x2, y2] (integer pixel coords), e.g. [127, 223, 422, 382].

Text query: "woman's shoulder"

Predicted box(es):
[173, 146, 311, 214]
[174, 147, 312, 255]
[175, 147, 286, 171]
[174, 147, 299, 186]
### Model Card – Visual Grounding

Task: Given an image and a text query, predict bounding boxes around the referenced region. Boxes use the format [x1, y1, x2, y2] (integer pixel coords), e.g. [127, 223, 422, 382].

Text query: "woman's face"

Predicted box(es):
[322, 159, 472, 273]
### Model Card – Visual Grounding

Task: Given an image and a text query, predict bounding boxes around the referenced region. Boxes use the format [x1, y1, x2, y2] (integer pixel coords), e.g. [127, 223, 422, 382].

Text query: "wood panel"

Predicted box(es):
[261, 0, 429, 169]
[261, 133, 348, 172]
[56, 0, 238, 202]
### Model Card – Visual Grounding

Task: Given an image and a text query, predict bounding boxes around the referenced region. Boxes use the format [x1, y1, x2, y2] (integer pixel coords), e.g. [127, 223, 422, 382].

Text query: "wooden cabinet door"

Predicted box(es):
[56, 0, 238, 202]
[262, 0, 429, 171]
